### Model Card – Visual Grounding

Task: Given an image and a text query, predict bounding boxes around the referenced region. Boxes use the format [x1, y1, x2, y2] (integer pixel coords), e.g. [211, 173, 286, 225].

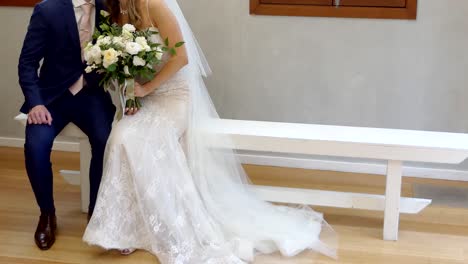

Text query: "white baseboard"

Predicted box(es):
[2, 136, 468, 182]
[0, 136, 79, 152]
[0, 137, 24, 149]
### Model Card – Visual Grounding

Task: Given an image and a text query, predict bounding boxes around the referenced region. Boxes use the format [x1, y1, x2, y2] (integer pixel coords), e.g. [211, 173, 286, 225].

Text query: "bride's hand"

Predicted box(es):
[134, 82, 152, 97]
[125, 102, 139, 115]
[125, 83, 146, 115]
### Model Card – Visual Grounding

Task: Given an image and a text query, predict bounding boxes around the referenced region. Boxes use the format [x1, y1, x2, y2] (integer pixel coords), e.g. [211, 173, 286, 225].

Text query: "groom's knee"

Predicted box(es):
[24, 125, 55, 157]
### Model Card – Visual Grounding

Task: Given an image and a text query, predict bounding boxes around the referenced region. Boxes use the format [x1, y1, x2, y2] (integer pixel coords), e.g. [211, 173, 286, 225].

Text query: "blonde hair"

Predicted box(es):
[126, 0, 143, 29]
[108, 0, 144, 29]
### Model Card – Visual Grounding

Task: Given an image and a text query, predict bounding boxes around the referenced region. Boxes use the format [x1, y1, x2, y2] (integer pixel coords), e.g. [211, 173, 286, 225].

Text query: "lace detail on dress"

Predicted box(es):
[83, 72, 336, 262]
[83, 4, 336, 262]
[83, 78, 245, 262]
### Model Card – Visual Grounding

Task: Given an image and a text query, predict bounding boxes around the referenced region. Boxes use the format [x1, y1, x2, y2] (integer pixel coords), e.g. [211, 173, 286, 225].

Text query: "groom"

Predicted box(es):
[18, 0, 114, 250]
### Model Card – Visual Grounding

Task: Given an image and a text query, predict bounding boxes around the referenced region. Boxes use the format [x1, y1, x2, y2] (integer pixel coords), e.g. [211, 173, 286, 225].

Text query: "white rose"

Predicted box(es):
[122, 24, 136, 33]
[135, 37, 147, 47]
[100, 10, 110, 17]
[85, 64, 97, 73]
[124, 65, 131, 76]
[112, 36, 125, 48]
[125, 42, 142, 55]
[144, 44, 151, 52]
[102, 36, 112, 45]
[102, 48, 119, 68]
[84, 45, 102, 65]
[122, 30, 134, 41]
[136, 37, 152, 51]
[148, 34, 159, 43]
[155, 46, 163, 60]
[85, 42, 93, 50]
[97, 36, 111, 46]
[133, 56, 146, 67]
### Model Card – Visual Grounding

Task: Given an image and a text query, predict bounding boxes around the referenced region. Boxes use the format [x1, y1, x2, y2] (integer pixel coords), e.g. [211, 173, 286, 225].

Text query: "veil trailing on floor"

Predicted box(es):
[164, 0, 338, 261]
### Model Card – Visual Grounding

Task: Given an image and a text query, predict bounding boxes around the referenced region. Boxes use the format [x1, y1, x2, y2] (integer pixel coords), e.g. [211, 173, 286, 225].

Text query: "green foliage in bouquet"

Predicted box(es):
[84, 10, 184, 111]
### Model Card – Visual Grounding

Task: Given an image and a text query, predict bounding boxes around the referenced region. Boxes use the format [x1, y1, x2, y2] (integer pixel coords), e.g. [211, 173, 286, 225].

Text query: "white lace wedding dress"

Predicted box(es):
[83, 1, 337, 263]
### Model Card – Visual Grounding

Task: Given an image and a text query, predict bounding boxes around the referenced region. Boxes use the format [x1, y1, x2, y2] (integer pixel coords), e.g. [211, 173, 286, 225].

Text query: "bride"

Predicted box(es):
[83, 0, 337, 263]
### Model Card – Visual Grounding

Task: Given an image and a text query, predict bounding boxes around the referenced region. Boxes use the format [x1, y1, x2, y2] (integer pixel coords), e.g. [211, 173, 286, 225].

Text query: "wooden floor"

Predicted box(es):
[1, 146, 468, 263]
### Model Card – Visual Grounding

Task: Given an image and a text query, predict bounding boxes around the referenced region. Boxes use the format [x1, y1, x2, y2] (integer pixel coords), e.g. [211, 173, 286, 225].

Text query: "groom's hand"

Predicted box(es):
[28, 105, 52, 125]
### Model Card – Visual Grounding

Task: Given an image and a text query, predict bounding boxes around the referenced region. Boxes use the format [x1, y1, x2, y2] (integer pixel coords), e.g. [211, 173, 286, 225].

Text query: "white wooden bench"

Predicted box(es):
[204, 119, 468, 241]
[15, 115, 468, 241]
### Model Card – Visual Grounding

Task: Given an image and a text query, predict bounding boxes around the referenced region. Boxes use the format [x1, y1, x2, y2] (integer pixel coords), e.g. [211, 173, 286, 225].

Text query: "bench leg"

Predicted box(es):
[80, 139, 91, 213]
[383, 160, 403, 241]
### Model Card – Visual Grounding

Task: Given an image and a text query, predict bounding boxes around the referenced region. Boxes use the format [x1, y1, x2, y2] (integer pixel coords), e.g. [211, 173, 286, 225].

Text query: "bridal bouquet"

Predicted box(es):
[84, 10, 184, 118]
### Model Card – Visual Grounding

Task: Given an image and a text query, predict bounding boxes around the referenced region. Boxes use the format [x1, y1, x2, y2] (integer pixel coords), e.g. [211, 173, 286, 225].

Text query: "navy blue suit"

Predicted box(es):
[18, 0, 115, 215]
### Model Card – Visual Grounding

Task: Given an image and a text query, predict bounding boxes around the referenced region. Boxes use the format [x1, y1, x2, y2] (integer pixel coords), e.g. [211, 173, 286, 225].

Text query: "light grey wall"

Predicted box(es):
[1, 1, 468, 169]
[178, 0, 468, 170]
[0, 7, 31, 137]
[179, 0, 468, 132]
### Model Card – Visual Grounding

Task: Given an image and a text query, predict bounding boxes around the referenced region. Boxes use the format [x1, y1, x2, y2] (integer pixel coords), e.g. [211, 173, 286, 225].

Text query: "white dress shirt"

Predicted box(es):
[70, 0, 96, 93]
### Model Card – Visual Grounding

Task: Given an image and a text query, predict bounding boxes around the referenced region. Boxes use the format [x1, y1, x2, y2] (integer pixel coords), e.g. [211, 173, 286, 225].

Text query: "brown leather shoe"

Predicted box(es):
[34, 213, 57, 250]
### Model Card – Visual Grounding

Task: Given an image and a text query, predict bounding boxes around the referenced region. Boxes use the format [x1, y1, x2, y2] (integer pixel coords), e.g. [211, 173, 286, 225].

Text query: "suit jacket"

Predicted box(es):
[18, 0, 106, 113]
